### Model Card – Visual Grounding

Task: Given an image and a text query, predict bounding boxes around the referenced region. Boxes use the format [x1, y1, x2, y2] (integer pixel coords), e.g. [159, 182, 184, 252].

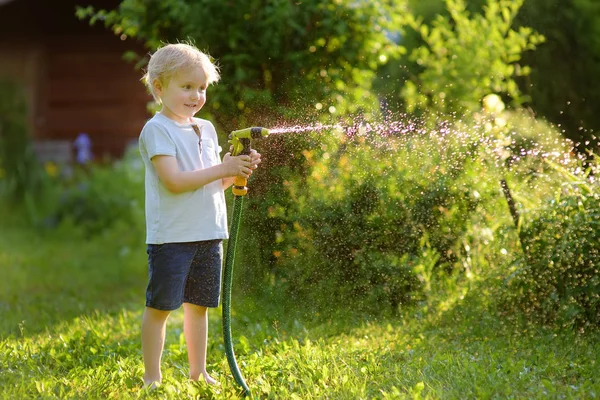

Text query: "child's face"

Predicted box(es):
[156, 66, 208, 124]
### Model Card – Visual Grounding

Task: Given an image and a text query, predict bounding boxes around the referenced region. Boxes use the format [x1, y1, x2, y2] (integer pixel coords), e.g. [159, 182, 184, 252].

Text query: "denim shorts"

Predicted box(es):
[145, 240, 223, 310]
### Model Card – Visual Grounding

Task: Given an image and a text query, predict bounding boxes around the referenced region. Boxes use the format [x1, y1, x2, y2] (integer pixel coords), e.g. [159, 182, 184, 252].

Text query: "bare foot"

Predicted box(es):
[202, 372, 218, 385]
[142, 379, 160, 390]
[190, 371, 219, 385]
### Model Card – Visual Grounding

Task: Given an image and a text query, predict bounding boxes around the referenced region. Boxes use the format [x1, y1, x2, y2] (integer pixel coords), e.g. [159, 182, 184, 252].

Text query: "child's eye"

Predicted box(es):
[184, 85, 192, 90]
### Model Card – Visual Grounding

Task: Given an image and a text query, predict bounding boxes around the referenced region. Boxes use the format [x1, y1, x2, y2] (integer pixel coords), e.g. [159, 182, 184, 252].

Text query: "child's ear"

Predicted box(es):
[153, 79, 163, 96]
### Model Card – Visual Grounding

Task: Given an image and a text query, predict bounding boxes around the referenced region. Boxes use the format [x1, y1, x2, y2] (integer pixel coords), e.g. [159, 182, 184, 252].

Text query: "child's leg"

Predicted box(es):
[142, 306, 171, 387]
[183, 302, 217, 384]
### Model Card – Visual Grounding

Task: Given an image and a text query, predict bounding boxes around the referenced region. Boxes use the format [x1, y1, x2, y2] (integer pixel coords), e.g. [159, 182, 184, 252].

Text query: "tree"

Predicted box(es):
[77, 0, 406, 129]
[398, 0, 543, 118]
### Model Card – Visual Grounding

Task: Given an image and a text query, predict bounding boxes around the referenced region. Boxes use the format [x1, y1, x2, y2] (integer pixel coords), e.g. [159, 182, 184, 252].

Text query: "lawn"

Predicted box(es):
[1, 206, 599, 399]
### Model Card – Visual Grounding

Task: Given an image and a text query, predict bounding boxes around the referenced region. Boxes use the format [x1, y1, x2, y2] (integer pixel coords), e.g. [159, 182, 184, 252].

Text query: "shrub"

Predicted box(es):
[399, 0, 544, 117]
[0, 79, 47, 202]
[45, 147, 145, 236]
[502, 159, 600, 329]
[242, 121, 517, 314]
[239, 98, 583, 321]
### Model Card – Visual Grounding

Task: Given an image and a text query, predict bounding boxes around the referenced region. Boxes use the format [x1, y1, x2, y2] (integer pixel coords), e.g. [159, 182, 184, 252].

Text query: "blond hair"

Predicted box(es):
[142, 42, 220, 103]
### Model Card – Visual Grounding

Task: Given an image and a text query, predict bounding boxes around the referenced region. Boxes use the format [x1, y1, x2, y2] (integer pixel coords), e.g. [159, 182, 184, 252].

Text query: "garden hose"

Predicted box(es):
[222, 127, 269, 397]
[223, 194, 250, 396]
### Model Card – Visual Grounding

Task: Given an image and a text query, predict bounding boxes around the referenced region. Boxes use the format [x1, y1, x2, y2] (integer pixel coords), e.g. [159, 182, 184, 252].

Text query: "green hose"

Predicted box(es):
[222, 194, 250, 397]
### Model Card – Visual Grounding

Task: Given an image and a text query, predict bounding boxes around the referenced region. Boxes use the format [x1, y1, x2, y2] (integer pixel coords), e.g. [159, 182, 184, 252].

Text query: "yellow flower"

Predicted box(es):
[45, 162, 59, 178]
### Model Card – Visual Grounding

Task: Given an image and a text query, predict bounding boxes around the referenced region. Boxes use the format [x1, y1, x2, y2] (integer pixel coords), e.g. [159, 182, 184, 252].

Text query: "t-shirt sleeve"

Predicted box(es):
[142, 122, 176, 159]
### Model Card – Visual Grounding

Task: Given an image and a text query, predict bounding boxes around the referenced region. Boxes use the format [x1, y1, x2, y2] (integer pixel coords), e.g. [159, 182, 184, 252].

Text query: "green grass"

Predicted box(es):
[1, 205, 599, 399]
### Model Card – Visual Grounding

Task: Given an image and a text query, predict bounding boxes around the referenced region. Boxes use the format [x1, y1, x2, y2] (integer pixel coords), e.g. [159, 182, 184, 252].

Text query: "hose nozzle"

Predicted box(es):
[229, 127, 269, 140]
[228, 127, 269, 156]
[228, 127, 269, 196]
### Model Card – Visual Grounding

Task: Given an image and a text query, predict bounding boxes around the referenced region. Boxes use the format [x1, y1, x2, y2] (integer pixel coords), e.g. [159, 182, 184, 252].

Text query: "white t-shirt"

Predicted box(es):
[139, 113, 228, 244]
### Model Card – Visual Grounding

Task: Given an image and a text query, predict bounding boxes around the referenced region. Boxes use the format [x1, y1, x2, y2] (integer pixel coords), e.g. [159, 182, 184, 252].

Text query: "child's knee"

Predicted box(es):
[145, 306, 171, 320]
[183, 302, 208, 316]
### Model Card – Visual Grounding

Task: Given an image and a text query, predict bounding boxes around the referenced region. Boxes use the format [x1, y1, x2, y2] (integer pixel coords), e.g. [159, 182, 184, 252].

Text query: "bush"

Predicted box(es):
[242, 120, 518, 314]
[0, 79, 47, 202]
[45, 147, 145, 236]
[238, 97, 588, 323]
[502, 160, 600, 329]
[398, 0, 544, 117]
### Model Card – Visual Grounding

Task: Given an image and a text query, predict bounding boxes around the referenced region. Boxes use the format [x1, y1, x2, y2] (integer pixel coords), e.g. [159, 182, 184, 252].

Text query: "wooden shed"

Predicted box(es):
[0, 0, 151, 161]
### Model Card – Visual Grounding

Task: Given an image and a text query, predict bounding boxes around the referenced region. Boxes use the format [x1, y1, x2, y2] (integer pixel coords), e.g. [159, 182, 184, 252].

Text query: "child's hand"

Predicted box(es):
[222, 153, 253, 178]
[249, 149, 262, 173]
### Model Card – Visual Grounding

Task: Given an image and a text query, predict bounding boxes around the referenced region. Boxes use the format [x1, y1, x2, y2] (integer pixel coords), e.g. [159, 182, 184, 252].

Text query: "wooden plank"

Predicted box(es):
[46, 105, 147, 131]
[47, 54, 142, 79]
[47, 78, 149, 102]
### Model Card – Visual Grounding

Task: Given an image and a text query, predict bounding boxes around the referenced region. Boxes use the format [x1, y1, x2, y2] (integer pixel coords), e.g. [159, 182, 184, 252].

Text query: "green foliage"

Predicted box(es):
[476, 93, 572, 163]
[0, 79, 47, 202]
[477, 97, 600, 329]
[238, 131, 324, 283]
[76, 0, 405, 127]
[243, 121, 516, 315]
[374, 0, 443, 112]
[408, 0, 447, 20]
[240, 95, 590, 326]
[45, 147, 145, 235]
[0, 136, 144, 236]
[399, 0, 544, 117]
[503, 160, 600, 329]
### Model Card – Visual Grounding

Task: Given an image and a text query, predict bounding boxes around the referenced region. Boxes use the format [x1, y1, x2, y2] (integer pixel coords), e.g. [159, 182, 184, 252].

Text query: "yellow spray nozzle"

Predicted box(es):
[229, 127, 269, 140]
[228, 127, 269, 196]
[228, 127, 269, 156]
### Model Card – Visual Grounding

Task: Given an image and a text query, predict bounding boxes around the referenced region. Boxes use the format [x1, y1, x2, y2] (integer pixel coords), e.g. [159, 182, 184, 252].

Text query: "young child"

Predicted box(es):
[138, 42, 260, 388]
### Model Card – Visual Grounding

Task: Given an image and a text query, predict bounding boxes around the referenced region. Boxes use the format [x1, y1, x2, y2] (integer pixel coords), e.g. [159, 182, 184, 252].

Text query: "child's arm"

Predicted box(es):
[152, 154, 252, 194]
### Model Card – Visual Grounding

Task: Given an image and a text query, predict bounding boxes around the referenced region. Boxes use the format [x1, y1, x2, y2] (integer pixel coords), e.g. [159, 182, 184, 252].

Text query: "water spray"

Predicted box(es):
[222, 126, 269, 397]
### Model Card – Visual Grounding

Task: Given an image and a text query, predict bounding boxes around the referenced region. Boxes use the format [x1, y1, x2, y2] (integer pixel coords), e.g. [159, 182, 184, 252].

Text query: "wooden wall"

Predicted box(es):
[0, 0, 151, 159]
